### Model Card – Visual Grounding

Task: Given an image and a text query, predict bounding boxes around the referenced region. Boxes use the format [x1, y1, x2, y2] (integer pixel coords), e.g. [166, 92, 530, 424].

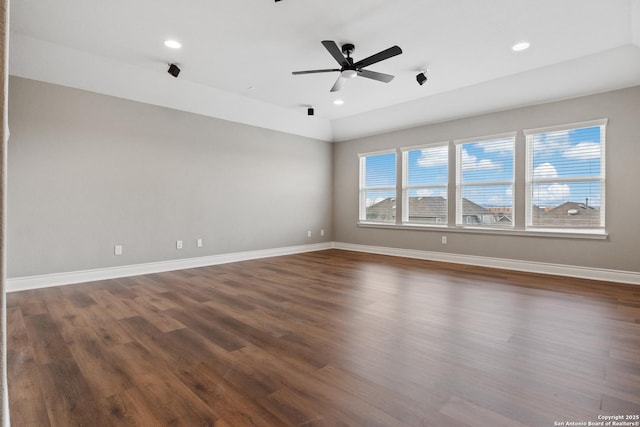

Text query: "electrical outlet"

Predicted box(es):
[441, 236, 447, 245]
[114, 245, 123, 256]
[197, 238, 203, 248]
[320, 229, 325, 237]
[176, 240, 183, 250]
[307, 230, 311, 238]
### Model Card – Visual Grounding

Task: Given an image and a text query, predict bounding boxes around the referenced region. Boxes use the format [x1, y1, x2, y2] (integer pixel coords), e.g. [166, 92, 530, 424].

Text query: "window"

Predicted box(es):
[402, 143, 449, 225]
[455, 133, 515, 228]
[357, 121, 606, 239]
[524, 119, 606, 232]
[359, 151, 397, 223]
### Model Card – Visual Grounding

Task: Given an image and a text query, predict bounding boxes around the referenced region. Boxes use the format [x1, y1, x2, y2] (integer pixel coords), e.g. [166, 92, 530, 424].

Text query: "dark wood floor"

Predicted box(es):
[6, 249, 640, 426]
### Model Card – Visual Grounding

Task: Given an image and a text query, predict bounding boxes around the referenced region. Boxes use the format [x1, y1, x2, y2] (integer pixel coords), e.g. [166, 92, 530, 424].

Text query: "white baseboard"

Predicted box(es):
[333, 242, 640, 285]
[6, 242, 333, 292]
[7, 241, 639, 292]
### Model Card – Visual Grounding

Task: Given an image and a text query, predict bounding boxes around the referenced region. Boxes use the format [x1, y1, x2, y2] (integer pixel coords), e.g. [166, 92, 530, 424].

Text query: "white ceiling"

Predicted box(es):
[9, 0, 640, 141]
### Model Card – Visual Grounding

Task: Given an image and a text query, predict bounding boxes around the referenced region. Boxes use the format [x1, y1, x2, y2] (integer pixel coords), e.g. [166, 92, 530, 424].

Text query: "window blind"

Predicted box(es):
[525, 120, 606, 230]
[455, 135, 515, 228]
[359, 151, 397, 223]
[402, 143, 449, 225]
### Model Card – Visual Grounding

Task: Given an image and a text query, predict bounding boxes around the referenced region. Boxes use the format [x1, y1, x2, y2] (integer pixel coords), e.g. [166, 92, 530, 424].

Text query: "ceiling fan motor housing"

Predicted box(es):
[341, 44, 356, 75]
[341, 43, 355, 56]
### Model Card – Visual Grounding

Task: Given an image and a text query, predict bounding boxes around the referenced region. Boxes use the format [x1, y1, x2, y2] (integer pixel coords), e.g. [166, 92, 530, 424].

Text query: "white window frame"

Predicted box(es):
[358, 149, 397, 223]
[401, 142, 449, 226]
[454, 132, 516, 228]
[523, 119, 607, 233]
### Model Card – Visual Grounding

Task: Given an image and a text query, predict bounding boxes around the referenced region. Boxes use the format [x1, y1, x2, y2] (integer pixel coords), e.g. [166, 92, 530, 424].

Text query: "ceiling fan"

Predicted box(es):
[292, 40, 403, 92]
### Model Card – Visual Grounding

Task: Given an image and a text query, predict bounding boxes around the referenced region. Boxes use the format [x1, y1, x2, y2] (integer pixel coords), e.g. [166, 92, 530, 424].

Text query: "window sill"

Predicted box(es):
[357, 222, 608, 240]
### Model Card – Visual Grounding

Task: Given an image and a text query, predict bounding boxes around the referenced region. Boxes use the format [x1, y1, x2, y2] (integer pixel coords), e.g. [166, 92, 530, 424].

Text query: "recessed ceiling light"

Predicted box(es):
[333, 99, 344, 105]
[164, 40, 182, 49]
[512, 41, 530, 52]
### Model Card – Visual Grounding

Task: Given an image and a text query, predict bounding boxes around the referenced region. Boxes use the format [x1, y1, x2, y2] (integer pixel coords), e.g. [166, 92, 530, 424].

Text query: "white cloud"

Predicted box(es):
[532, 130, 571, 155]
[366, 197, 386, 207]
[533, 162, 559, 179]
[532, 163, 570, 204]
[488, 195, 506, 204]
[417, 146, 448, 167]
[533, 183, 570, 204]
[563, 142, 600, 160]
[416, 188, 447, 198]
[462, 148, 500, 170]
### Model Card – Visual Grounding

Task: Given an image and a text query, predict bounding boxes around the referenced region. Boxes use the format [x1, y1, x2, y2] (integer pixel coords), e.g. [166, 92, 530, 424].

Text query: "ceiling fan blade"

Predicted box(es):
[353, 45, 402, 69]
[330, 76, 346, 92]
[322, 40, 348, 66]
[292, 69, 340, 75]
[357, 69, 395, 83]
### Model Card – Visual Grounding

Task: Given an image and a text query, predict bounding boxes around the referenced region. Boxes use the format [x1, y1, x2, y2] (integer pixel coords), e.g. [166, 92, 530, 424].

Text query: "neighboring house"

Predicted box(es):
[533, 201, 601, 228]
[366, 196, 494, 224]
[495, 214, 513, 224]
[488, 206, 513, 224]
[367, 198, 600, 227]
[366, 197, 397, 222]
[407, 196, 447, 224]
[460, 198, 495, 225]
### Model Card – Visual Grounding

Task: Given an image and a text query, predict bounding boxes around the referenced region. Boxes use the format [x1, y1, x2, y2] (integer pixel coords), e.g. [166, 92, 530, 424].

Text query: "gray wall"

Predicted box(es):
[8, 76, 333, 277]
[334, 86, 640, 273]
[8, 76, 640, 277]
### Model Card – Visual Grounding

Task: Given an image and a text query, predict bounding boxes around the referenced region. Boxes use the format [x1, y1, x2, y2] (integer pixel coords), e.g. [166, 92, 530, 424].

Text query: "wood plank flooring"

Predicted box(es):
[6, 249, 640, 426]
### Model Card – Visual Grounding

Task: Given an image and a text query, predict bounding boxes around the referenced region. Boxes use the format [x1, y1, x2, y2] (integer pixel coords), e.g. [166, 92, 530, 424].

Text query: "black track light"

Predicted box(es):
[416, 72, 427, 86]
[307, 107, 315, 116]
[168, 63, 181, 78]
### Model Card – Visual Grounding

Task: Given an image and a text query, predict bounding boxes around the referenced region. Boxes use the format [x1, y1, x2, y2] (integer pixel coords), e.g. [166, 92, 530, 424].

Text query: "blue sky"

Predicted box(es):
[530, 125, 602, 207]
[363, 153, 396, 207]
[363, 153, 396, 187]
[364, 125, 602, 208]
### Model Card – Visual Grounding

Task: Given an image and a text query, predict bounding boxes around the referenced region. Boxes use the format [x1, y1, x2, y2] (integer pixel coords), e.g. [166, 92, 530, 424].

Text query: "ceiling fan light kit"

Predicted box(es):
[341, 69, 358, 79]
[292, 40, 402, 93]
